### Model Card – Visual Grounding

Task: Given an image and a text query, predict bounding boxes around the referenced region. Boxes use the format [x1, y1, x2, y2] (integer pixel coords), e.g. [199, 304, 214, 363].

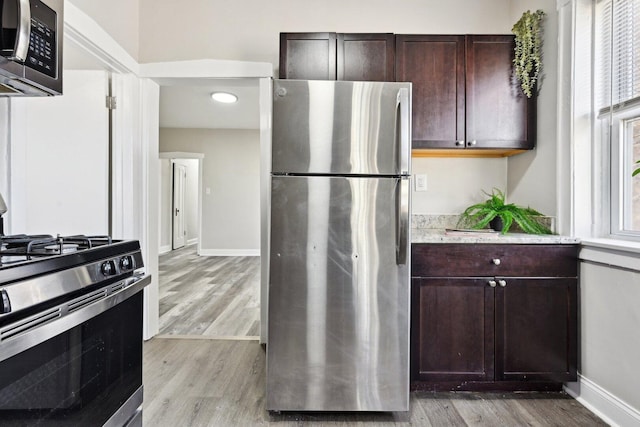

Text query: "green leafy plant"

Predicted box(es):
[458, 188, 552, 235]
[633, 160, 640, 177]
[512, 9, 545, 98]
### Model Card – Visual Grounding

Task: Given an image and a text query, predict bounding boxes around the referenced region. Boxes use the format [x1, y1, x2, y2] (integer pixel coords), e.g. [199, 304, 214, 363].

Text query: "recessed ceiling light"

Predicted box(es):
[211, 92, 238, 103]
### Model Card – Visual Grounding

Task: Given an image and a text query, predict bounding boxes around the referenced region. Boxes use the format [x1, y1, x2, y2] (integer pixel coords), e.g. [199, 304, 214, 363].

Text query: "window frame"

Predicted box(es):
[595, 0, 640, 241]
[600, 105, 640, 240]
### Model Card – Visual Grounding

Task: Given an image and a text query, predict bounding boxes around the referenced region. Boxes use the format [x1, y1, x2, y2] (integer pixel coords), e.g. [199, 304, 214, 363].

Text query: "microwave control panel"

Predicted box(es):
[26, 17, 56, 78]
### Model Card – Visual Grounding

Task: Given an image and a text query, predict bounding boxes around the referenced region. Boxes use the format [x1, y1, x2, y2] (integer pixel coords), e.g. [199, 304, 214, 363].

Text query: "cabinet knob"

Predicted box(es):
[492, 258, 501, 265]
[455, 140, 464, 147]
[498, 280, 507, 287]
[488, 280, 497, 288]
[467, 140, 477, 146]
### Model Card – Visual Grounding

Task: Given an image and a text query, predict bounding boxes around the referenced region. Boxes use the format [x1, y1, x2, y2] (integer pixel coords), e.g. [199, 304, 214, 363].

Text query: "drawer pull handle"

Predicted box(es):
[488, 280, 497, 288]
[498, 280, 507, 287]
[492, 258, 501, 265]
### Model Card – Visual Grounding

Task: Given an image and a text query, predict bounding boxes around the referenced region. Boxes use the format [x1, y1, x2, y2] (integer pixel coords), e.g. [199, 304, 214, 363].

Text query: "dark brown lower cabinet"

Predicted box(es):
[411, 243, 578, 391]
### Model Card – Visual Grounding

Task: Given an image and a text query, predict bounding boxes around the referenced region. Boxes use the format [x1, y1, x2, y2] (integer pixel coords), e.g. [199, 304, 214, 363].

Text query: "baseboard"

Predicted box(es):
[159, 244, 172, 255]
[187, 238, 198, 246]
[564, 375, 640, 427]
[199, 249, 260, 256]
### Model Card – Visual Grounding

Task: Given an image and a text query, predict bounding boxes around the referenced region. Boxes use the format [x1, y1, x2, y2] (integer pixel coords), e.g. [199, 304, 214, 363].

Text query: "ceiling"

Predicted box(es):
[64, 41, 261, 130]
[159, 79, 260, 130]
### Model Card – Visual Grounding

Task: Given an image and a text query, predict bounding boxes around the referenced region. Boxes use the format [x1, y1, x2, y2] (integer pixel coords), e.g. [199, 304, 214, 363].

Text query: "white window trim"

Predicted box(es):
[557, 0, 640, 260]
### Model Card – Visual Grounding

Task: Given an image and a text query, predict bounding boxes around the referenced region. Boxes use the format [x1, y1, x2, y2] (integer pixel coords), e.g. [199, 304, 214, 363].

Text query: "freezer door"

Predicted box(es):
[272, 80, 411, 176]
[267, 175, 410, 412]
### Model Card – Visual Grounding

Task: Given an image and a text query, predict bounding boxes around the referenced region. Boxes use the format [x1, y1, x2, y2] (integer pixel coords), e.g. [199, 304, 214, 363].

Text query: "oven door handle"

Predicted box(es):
[0, 274, 151, 363]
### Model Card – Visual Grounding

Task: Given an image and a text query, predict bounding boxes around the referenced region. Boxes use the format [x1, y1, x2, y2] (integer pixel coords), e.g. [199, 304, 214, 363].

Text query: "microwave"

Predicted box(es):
[0, 0, 63, 96]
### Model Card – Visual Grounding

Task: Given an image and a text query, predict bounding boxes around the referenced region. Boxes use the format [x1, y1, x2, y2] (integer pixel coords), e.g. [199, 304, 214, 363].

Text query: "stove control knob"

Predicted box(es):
[120, 256, 134, 271]
[1, 290, 11, 314]
[101, 261, 116, 276]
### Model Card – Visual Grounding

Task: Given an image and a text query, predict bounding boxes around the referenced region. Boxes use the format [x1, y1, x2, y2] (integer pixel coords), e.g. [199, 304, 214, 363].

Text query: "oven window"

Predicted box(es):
[0, 292, 143, 426]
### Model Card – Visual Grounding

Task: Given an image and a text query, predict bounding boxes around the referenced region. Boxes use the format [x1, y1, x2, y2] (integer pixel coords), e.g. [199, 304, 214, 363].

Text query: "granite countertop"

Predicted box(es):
[411, 228, 580, 244]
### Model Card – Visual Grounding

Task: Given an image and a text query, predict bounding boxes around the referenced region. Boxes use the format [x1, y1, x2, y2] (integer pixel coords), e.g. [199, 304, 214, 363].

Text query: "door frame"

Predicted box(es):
[58, 3, 273, 340]
[160, 152, 204, 255]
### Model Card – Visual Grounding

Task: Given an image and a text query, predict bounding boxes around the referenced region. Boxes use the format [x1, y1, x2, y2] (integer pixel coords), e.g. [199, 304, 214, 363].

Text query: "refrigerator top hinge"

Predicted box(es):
[106, 95, 117, 110]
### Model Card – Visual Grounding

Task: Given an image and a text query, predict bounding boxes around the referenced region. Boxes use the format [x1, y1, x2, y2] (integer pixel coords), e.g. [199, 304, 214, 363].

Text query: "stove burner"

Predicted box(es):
[44, 243, 79, 253]
[1, 234, 114, 265]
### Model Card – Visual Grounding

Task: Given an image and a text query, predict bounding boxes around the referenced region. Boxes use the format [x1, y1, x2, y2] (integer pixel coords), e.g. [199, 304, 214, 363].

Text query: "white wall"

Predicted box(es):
[68, 0, 140, 61]
[139, 0, 514, 66]
[507, 0, 558, 217]
[8, 70, 109, 236]
[137, 0, 558, 215]
[569, 257, 640, 426]
[160, 128, 260, 255]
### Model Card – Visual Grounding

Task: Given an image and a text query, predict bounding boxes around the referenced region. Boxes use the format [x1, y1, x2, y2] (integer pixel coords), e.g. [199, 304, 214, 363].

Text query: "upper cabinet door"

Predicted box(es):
[395, 35, 466, 149]
[337, 33, 395, 81]
[279, 33, 337, 80]
[465, 35, 535, 149]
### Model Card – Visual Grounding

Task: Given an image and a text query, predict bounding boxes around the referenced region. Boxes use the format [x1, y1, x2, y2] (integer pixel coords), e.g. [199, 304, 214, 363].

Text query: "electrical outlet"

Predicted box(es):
[415, 174, 427, 192]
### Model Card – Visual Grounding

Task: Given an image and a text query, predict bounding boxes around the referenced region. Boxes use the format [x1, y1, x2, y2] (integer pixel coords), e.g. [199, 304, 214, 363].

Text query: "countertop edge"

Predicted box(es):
[411, 229, 580, 245]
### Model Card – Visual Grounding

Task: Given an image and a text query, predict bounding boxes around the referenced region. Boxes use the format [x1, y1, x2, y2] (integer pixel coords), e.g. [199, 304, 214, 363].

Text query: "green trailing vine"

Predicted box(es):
[633, 160, 640, 177]
[512, 9, 545, 98]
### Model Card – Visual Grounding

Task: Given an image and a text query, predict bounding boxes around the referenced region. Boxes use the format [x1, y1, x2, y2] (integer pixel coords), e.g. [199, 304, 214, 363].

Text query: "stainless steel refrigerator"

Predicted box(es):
[267, 79, 411, 412]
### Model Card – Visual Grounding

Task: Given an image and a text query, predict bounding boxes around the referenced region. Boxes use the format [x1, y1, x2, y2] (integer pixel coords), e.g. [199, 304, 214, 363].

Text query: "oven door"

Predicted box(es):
[0, 274, 150, 426]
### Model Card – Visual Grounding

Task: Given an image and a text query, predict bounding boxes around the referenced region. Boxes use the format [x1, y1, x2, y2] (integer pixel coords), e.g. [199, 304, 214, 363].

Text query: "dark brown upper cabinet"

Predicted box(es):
[337, 33, 395, 81]
[396, 35, 536, 156]
[279, 33, 394, 82]
[279, 33, 337, 80]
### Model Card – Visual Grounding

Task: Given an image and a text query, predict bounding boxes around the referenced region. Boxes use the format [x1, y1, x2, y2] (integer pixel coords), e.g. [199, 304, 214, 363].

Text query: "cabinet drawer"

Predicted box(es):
[412, 244, 578, 278]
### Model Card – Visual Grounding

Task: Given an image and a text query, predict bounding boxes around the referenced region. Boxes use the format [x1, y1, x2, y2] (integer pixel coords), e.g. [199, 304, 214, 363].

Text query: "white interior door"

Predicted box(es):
[172, 162, 187, 249]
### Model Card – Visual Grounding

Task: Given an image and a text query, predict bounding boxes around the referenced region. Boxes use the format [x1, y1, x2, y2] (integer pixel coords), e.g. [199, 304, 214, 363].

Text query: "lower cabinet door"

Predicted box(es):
[495, 278, 578, 382]
[411, 277, 494, 382]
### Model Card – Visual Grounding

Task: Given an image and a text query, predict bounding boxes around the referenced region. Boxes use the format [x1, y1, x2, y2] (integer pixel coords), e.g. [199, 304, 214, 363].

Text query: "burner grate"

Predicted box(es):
[1, 235, 113, 262]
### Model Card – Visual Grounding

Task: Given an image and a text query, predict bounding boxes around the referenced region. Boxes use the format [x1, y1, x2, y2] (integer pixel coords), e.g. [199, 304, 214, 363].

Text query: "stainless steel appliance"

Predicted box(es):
[267, 79, 411, 412]
[0, 0, 63, 96]
[0, 234, 150, 426]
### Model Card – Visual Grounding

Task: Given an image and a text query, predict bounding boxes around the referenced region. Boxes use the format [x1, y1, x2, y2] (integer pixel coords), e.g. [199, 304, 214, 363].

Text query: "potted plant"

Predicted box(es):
[512, 9, 545, 98]
[633, 160, 640, 177]
[458, 188, 552, 234]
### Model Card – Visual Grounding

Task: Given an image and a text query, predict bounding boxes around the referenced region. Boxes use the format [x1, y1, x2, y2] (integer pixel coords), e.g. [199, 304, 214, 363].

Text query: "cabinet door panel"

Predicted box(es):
[396, 35, 465, 149]
[279, 33, 337, 80]
[411, 278, 494, 382]
[338, 33, 394, 81]
[495, 278, 577, 382]
[465, 35, 535, 149]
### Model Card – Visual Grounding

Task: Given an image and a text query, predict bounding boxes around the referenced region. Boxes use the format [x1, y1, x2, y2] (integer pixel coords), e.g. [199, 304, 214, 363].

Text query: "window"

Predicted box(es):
[596, 0, 640, 237]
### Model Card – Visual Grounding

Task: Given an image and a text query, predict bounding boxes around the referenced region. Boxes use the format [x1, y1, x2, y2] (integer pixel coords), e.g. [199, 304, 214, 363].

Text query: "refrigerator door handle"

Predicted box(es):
[396, 177, 409, 265]
[397, 87, 411, 175]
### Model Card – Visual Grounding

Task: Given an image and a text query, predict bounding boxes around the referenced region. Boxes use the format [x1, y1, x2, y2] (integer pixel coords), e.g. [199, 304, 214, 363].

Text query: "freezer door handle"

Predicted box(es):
[396, 177, 409, 265]
[396, 87, 410, 175]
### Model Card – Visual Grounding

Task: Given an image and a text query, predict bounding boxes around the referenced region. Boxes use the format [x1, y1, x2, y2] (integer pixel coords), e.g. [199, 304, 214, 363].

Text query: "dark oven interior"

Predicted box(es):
[0, 292, 143, 425]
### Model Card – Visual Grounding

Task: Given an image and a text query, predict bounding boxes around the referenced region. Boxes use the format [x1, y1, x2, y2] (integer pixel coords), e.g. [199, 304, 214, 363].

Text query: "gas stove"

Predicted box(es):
[0, 234, 149, 426]
[0, 234, 145, 322]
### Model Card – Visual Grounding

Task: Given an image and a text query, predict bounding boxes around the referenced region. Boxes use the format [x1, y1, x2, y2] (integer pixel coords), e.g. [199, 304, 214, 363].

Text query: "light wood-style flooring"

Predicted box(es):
[145, 246, 607, 426]
[157, 245, 260, 338]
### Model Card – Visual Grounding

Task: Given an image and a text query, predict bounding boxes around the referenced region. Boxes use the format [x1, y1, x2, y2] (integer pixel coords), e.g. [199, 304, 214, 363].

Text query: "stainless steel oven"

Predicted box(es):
[0, 236, 150, 426]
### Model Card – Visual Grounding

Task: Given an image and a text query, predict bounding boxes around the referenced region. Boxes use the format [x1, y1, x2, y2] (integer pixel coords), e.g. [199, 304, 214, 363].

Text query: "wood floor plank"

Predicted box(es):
[158, 245, 260, 337]
[143, 338, 607, 426]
